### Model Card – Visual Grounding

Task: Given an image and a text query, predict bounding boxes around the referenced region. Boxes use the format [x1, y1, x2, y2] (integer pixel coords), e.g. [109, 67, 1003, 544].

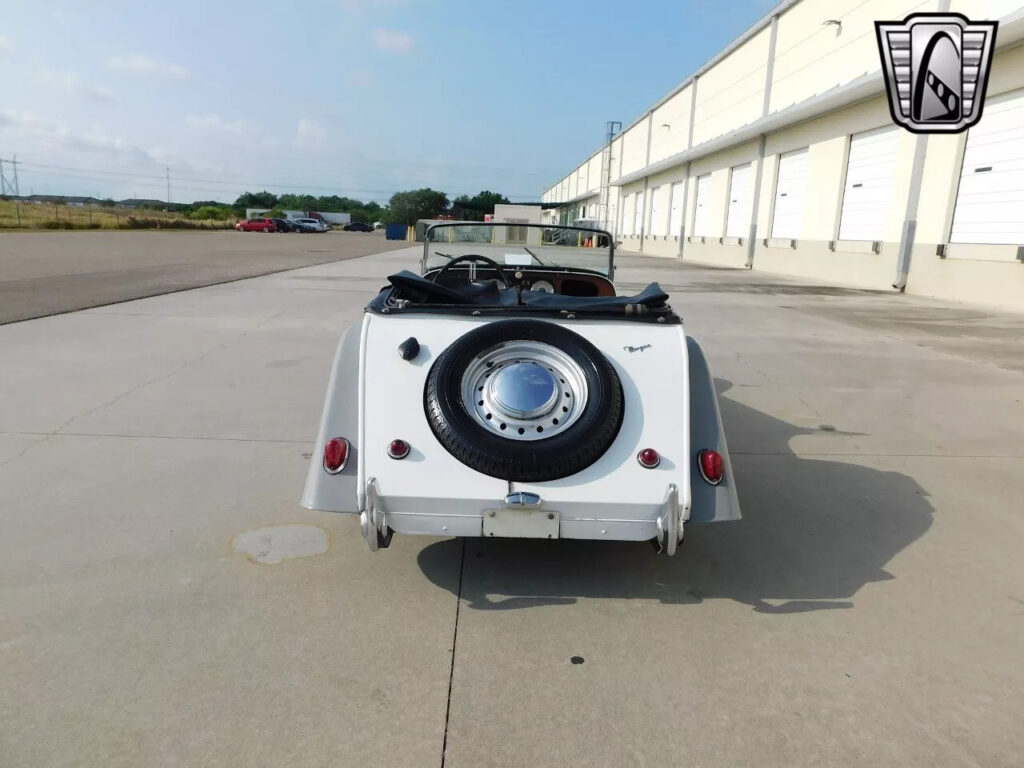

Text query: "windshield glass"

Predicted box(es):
[422, 223, 614, 276]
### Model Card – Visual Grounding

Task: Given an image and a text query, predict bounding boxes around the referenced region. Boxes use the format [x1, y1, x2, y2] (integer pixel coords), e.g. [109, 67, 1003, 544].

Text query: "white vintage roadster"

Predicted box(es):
[301, 222, 739, 554]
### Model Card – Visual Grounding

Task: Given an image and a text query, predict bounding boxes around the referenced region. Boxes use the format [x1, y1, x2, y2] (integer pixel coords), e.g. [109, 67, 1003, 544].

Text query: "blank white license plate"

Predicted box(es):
[482, 508, 560, 539]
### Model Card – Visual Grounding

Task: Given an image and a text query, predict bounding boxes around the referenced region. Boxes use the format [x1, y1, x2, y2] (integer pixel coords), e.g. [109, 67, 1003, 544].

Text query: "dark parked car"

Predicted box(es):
[343, 221, 374, 232]
[271, 218, 297, 232]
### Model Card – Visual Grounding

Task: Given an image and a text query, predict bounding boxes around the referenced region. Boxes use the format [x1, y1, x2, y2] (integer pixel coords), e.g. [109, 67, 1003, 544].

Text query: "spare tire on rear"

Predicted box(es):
[424, 319, 623, 482]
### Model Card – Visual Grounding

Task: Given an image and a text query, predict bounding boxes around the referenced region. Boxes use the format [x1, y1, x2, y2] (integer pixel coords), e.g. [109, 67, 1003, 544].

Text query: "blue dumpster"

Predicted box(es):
[385, 223, 407, 241]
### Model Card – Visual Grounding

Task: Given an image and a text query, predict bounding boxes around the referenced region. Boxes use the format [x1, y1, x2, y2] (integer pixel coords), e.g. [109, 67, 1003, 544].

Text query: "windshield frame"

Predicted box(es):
[421, 222, 615, 278]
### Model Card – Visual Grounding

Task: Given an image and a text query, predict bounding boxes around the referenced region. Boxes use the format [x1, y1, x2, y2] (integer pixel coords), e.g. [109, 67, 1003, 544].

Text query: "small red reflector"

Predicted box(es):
[697, 449, 724, 485]
[323, 437, 350, 474]
[387, 439, 410, 460]
[637, 448, 661, 468]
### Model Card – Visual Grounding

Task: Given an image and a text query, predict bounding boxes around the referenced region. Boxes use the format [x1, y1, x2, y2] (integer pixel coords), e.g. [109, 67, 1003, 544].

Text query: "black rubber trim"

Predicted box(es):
[424, 320, 624, 482]
[367, 288, 681, 324]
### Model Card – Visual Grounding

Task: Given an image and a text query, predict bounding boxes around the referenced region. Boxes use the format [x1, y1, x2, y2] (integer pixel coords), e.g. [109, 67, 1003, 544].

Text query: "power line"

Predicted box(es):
[13, 161, 541, 201]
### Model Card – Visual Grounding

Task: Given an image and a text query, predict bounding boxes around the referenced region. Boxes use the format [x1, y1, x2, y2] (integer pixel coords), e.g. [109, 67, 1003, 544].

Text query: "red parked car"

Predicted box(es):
[235, 217, 276, 232]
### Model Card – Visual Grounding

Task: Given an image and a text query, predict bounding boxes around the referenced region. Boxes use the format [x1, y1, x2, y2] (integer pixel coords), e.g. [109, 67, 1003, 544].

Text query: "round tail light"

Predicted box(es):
[387, 439, 410, 460]
[323, 437, 350, 474]
[697, 449, 724, 485]
[637, 448, 661, 468]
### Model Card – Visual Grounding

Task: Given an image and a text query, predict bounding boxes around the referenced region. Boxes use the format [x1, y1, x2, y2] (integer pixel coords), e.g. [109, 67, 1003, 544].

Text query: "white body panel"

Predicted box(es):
[302, 307, 741, 548]
[355, 314, 691, 541]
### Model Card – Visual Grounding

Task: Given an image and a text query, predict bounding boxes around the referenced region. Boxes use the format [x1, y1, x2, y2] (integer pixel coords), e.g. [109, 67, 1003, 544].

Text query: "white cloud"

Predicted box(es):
[107, 54, 190, 77]
[0, 110, 160, 165]
[37, 69, 115, 104]
[296, 118, 327, 146]
[0, 35, 11, 53]
[372, 28, 414, 54]
[186, 113, 246, 134]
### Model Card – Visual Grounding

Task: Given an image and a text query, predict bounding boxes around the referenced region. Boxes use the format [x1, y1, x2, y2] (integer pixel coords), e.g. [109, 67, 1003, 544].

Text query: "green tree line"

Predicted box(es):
[123, 188, 515, 224]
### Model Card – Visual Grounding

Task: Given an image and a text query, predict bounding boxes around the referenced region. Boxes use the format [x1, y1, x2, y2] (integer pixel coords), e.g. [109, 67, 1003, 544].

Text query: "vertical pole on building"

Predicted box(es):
[680, 75, 700, 259]
[746, 135, 767, 269]
[746, 12, 780, 270]
[638, 112, 654, 252]
[894, 135, 929, 290]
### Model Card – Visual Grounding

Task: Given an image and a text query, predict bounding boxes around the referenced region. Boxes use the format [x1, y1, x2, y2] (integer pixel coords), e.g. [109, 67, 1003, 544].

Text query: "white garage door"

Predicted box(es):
[725, 163, 752, 238]
[838, 126, 900, 241]
[950, 89, 1024, 245]
[692, 175, 712, 237]
[771, 148, 809, 239]
[669, 181, 684, 237]
[649, 186, 663, 236]
[634, 190, 645, 235]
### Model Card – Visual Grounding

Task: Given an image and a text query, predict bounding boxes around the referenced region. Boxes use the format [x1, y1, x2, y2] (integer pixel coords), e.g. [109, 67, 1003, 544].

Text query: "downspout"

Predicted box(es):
[678, 161, 691, 258]
[680, 76, 699, 259]
[893, 0, 948, 290]
[893, 134, 929, 290]
[639, 111, 654, 252]
[746, 136, 767, 269]
[747, 12, 780, 270]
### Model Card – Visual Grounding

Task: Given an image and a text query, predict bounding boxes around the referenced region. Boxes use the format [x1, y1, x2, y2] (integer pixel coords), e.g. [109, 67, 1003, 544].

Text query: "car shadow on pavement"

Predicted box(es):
[417, 380, 934, 613]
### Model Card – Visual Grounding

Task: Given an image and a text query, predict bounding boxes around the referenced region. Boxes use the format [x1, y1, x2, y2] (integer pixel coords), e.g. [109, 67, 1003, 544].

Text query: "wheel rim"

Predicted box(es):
[460, 340, 588, 441]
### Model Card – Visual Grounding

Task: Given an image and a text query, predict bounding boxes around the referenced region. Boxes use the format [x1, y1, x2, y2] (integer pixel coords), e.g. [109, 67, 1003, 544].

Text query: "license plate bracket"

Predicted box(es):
[482, 508, 560, 539]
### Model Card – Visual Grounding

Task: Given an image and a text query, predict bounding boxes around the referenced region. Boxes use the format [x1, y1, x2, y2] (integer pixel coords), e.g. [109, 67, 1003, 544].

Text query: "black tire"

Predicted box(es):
[424, 319, 623, 482]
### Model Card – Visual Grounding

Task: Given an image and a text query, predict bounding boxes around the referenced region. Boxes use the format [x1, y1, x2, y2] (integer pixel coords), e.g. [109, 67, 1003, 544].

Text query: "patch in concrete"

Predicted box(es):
[265, 359, 301, 369]
[232, 524, 328, 564]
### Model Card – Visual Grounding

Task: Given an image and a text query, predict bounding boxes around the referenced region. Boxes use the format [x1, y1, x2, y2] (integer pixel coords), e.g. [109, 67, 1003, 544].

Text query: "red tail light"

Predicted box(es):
[323, 437, 350, 474]
[697, 449, 724, 485]
[637, 448, 661, 468]
[387, 439, 410, 460]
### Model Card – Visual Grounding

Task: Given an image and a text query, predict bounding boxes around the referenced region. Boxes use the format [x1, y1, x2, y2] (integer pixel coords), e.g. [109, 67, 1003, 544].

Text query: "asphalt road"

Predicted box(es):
[0, 229, 409, 325]
[2, 244, 1022, 767]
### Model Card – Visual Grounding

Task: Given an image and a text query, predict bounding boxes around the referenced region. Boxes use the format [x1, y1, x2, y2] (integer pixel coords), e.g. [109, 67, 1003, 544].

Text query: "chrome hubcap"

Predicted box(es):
[488, 363, 559, 419]
[461, 341, 588, 441]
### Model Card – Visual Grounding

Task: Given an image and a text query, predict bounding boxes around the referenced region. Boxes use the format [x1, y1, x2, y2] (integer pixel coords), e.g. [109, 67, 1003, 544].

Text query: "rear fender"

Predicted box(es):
[687, 336, 741, 522]
[301, 323, 363, 513]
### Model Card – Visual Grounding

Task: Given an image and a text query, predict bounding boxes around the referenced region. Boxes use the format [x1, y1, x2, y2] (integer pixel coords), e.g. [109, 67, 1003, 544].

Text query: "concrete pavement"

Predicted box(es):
[0, 229, 408, 325]
[2, 245, 1022, 767]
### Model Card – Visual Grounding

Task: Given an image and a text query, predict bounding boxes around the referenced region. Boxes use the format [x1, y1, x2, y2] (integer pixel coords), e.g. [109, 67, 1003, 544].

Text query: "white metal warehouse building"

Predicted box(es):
[543, 0, 1024, 312]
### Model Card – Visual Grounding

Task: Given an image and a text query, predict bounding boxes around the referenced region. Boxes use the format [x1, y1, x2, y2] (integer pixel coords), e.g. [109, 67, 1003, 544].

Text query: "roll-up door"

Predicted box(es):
[692, 174, 712, 237]
[649, 186, 663, 236]
[725, 163, 752, 239]
[838, 126, 900, 241]
[950, 89, 1024, 245]
[669, 181, 684, 237]
[770, 148, 809, 239]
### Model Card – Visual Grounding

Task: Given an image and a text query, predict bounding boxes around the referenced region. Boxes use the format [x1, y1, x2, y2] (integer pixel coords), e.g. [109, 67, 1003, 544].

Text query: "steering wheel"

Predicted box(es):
[433, 254, 511, 289]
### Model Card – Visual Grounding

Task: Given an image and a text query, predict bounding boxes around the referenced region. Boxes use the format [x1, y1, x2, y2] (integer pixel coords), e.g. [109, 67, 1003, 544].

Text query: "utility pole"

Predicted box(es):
[166, 166, 171, 208]
[0, 155, 21, 196]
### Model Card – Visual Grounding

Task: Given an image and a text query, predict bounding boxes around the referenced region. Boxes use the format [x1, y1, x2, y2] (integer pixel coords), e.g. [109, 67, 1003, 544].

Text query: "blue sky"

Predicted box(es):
[0, 0, 773, 204]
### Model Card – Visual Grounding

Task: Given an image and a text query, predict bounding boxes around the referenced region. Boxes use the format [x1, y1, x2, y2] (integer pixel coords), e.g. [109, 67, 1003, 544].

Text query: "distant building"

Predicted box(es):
[543, 0, 1024, 312]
